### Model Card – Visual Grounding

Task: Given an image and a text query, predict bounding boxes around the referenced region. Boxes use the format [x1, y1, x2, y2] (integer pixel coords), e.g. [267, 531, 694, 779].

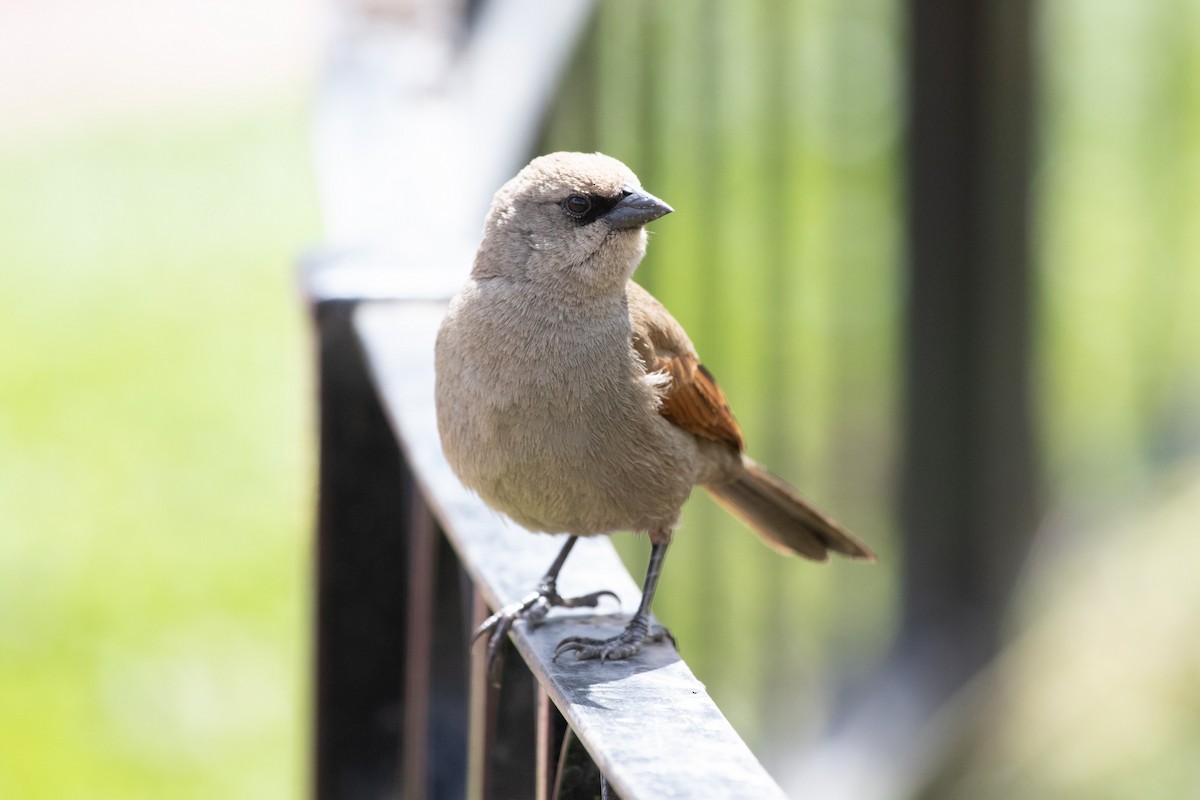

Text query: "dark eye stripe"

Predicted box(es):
[562, 193, 623, 226]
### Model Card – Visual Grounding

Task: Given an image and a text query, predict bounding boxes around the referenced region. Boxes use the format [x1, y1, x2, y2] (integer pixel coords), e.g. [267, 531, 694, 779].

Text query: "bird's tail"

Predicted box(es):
[703, 457, 875, 562]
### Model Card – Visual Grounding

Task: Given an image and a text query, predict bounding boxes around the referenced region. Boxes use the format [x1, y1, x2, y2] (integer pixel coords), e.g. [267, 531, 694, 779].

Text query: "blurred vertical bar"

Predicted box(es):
[400, 494, 436, 800]
[900, 0, 1038, 684]
[466, 592, 538, 800]
[756, 0, 832, 738]
[682, 0, 726, 671]
[634, 0, 663, 186]
[1140, 0, 1198, 460]
[399, 495, 470, 800]
[425, 523, 470, 798]
[311, 299, 411, 800]
[758, 0, 797, 460]
[536, 13, 598, 155]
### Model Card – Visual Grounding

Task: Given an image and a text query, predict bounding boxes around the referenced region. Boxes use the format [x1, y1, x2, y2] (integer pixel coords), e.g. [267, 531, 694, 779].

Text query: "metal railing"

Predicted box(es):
[306, 261, 790, 798]
[304, 0, 1037, 797]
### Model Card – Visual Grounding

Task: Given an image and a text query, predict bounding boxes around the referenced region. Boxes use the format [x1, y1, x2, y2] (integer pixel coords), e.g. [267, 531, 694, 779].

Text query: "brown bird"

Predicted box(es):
[435, 152, 873, 673]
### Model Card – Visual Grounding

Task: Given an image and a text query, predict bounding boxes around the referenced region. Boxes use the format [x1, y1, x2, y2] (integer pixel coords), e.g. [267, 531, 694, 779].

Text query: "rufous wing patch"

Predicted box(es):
[657, 354, 745, 452]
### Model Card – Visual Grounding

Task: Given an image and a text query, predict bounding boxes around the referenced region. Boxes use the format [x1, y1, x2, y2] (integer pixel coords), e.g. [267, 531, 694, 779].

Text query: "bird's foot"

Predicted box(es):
[474, 580, 618, 685]
[552, 616, 674, 663]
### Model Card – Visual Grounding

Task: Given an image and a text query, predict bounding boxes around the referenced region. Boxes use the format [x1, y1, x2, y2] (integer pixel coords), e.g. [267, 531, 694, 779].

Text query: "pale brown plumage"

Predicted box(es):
[435, 151, 872, 671]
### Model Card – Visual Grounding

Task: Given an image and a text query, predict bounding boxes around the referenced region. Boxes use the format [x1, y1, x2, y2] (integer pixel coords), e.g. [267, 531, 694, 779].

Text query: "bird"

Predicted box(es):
[434, 151, 873, 676]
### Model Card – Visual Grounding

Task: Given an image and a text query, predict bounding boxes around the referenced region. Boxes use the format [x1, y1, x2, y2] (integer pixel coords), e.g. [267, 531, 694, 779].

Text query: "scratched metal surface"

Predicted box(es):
[354, 299, 788, 800]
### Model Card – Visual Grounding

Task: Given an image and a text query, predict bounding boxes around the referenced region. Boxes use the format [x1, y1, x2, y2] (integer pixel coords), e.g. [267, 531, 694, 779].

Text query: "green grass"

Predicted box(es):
[0, 100, 318, 798]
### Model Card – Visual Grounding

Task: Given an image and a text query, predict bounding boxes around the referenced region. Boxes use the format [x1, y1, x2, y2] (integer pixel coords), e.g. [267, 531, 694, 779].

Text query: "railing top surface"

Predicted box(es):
[352, 295, 789, 800]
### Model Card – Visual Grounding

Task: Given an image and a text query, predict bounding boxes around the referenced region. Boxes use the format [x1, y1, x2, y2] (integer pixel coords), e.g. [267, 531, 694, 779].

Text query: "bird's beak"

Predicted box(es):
[603, 185, 674, 230]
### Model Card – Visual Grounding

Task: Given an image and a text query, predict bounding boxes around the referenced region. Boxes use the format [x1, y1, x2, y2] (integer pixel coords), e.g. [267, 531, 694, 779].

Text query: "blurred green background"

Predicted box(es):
[0, 1, 319, 794]
[541, 3, 1200, 796]
[2, 0, 1199, 797]
[0, 103, 318, 796]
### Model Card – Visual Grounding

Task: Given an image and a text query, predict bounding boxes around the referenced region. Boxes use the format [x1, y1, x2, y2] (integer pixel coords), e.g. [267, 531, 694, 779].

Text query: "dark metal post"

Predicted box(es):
[310, 298, 413, 799]
[900, 0, 1039, 696]
[310, 294, 471, 800]
[422, 515, 471, 800]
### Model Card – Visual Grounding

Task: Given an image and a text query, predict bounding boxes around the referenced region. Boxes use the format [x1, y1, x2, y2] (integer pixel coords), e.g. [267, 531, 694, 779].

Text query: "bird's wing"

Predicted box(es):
[627, 282, 745, 453]
[657, 355, 746, 452]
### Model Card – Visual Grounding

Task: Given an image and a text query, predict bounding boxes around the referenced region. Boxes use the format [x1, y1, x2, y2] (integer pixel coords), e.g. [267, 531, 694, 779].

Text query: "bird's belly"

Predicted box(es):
[459, 387, 695, 536]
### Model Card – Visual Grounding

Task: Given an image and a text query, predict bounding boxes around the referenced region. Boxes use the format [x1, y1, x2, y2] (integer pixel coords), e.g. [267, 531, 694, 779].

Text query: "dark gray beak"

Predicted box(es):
[603, 185, 673, 230]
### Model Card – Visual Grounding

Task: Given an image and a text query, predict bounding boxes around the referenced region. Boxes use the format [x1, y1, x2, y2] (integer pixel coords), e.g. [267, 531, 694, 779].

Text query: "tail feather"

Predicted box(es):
[704, 457, 875, 562]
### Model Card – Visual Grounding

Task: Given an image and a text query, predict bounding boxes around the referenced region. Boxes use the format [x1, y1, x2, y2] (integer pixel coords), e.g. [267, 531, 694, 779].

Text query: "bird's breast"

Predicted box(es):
[435, 281, 694, 535]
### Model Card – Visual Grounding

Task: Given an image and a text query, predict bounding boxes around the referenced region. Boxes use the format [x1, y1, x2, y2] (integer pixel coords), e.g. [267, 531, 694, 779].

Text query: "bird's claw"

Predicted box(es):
[552, 621, 674, 663]
[473, 583, 619, 686]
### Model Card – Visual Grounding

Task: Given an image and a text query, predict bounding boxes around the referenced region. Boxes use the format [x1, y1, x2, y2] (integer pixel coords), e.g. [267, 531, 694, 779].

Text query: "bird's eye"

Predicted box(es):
[563, 195, 592, 217]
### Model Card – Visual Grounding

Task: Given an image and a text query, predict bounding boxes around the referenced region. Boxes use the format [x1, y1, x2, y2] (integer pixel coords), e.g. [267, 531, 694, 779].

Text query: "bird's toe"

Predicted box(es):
[552, 621, 674, 663]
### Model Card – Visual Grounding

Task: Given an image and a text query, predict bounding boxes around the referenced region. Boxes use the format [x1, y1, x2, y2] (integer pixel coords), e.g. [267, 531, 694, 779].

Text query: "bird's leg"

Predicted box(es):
[473, 535, 619, 684]
[554, 535, 674, 663]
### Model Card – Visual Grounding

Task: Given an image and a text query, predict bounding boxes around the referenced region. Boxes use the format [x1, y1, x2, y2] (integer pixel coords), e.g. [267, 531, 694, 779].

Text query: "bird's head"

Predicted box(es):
[473, 152, 673, 295]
